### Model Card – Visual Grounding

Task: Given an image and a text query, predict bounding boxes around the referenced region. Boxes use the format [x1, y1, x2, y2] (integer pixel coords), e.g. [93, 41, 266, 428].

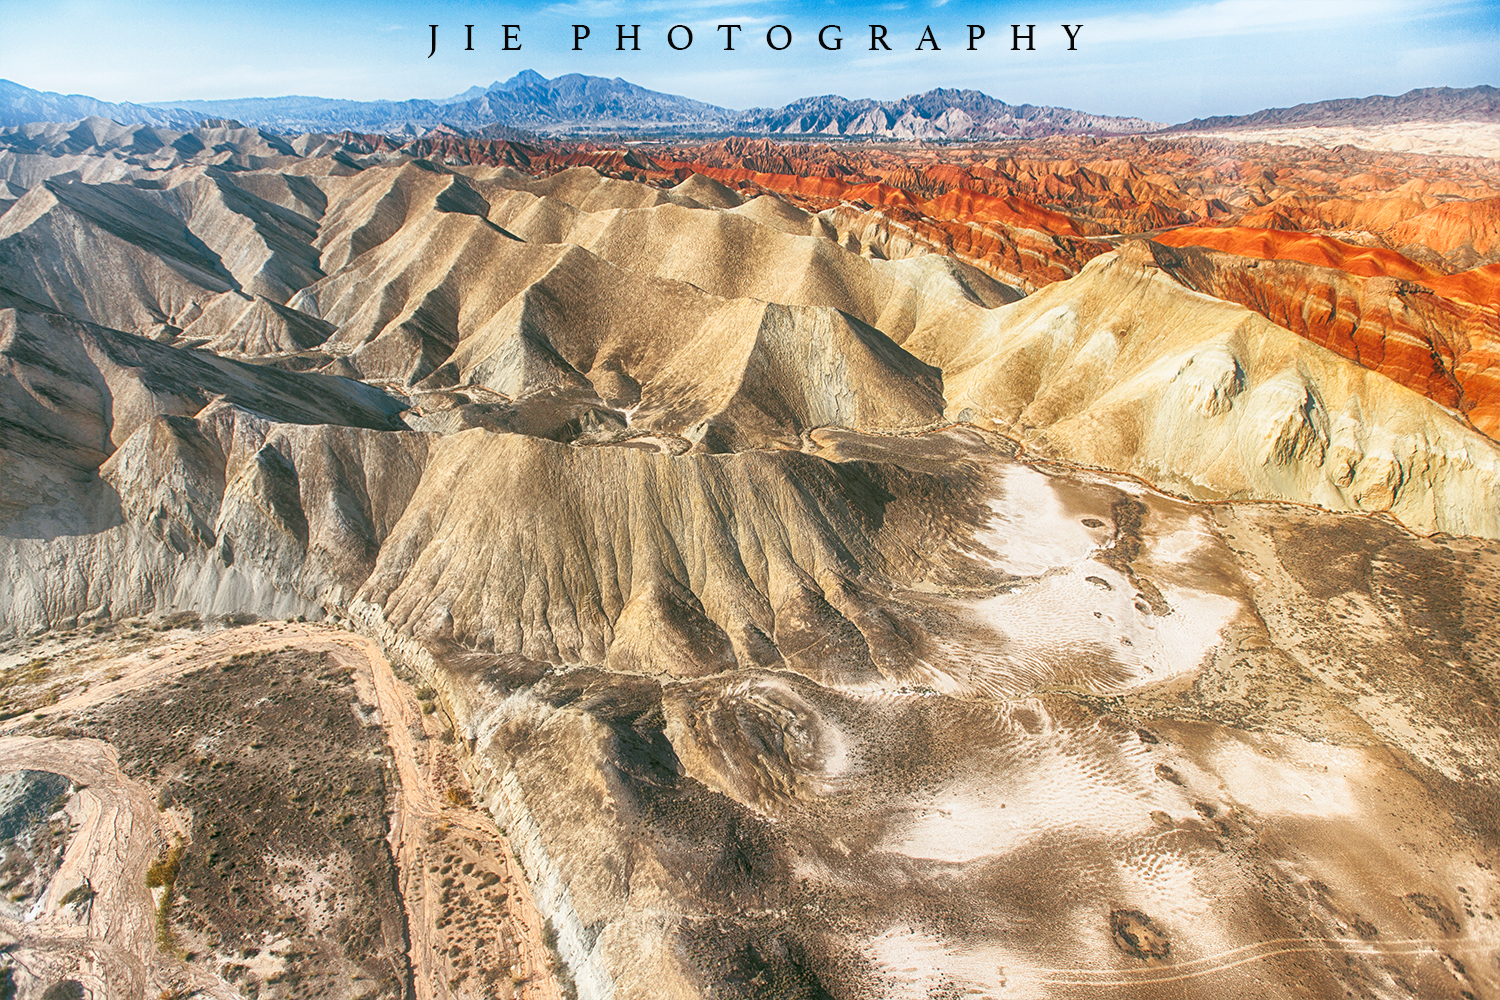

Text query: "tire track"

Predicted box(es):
[1025, 934, 1496, 988]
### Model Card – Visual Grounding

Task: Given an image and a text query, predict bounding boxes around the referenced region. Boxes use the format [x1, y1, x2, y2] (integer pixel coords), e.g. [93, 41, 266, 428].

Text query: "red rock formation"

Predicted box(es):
[620, 139, 1500, 436]
[1156, 227, 1438, 282]
[1391, 194, 1500, 266]
[643, 155, 1107, 287]
[1152, 226, 1500, 308]
[322, 130, 1500, 437]
[1139, 240, 1500, 438]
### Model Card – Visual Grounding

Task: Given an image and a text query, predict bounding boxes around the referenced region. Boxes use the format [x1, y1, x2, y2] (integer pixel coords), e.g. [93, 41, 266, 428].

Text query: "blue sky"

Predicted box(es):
[1, 0, 1496, 122]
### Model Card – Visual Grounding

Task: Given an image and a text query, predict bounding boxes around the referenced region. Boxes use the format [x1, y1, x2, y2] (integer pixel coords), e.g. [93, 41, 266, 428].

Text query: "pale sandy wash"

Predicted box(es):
[1180, 121, 1500, 159]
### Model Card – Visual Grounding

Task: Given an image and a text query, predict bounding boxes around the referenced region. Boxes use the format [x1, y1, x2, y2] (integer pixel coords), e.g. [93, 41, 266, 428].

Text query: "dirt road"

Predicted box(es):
[0, 621, 562, 1000]
[0, 735, 236, 999]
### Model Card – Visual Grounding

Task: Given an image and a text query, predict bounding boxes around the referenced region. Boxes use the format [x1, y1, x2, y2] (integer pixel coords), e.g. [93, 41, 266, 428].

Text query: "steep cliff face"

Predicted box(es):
[1143, 234, 1500, 438]
[933, 245, 1500, 536]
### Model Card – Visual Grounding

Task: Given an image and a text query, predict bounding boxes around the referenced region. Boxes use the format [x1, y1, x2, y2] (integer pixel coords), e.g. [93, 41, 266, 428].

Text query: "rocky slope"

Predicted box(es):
[933, 243, 1500, 536]
[539, 134, 1500, 437]
[1148, 229, 1500, 437]
[2, 125, 1500, 1000]
[3, 125, 1498, 621]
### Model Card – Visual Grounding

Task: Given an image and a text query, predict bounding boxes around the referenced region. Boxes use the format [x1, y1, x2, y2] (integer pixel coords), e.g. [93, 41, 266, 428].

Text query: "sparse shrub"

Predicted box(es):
[153, 611, 201, 631]
[145, 842, 183, 888]
[58, 880, 95, 910]
[146, 840, 185, 951]
[444, 786, 472, 807]
[541, 918, 579, 1000]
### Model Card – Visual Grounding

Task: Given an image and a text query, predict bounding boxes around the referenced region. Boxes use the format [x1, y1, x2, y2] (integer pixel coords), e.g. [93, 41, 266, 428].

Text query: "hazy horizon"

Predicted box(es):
[1, 0, 1496, 123]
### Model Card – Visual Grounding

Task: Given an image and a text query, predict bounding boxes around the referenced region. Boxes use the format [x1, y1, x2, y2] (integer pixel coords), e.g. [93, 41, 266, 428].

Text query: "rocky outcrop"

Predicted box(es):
[1138, 236, 1500, 438]
[937, 245, 1500, 536]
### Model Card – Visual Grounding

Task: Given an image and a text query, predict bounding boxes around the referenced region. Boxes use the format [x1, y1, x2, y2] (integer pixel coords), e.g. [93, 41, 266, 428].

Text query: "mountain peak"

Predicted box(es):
[497, 69, 548, 92]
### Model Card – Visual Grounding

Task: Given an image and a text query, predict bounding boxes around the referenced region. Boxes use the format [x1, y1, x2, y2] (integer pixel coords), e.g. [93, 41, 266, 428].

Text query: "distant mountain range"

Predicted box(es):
[2, 74, 1496, 140]
[736, 89, 1163, 139]
[1168, 85, 1500, 132]
[1, 72, 1155, 139]
[151, 70, 738, 136]
[0, 79, 200, 130]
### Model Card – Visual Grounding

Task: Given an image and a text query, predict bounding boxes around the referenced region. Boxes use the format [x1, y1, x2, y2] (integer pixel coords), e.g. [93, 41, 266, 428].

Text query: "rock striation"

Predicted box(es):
[2, 129, 1499, 636]
[1148, 229, 1500, 437]
[935, 243, 1500, 536]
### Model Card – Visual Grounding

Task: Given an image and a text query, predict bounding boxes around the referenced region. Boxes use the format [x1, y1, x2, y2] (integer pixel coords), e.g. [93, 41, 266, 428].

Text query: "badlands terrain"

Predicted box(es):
[0, 112, 1498, 1000]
